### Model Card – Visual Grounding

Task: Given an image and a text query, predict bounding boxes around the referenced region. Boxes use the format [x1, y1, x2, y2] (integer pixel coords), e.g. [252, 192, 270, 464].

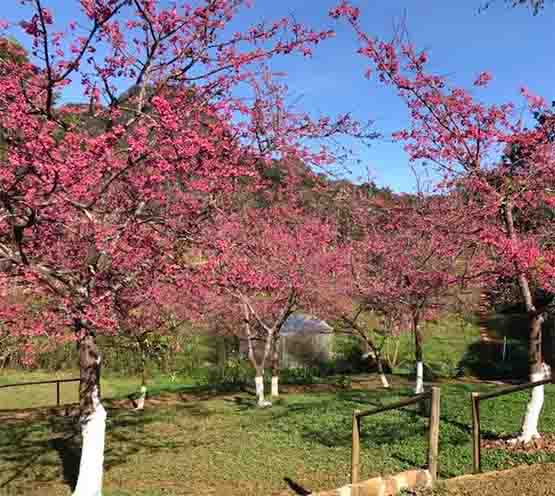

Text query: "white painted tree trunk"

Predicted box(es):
[255, 375, 271, 407]
[271, 376, 279, 397]
[135, 385, 147, 410]
[73, 386, 106, 496]
[515, 364, 551, 443]
[380, 372, 390, 389]
[415, 361, 424, 394]
[362, 350, 390, 388]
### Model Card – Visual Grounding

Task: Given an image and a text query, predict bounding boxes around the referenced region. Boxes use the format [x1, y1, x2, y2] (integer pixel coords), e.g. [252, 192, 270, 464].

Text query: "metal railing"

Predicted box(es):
[0, 378, 80, 407]
[471, 377, 552, 473]
[351, 387, 441, 484]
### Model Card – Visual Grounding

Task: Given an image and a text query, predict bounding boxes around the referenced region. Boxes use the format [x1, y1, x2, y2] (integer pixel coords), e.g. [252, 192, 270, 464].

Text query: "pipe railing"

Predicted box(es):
[0, 378, 80, 407]
[471, 377, 552, 473]
[351, 387, 441, 484]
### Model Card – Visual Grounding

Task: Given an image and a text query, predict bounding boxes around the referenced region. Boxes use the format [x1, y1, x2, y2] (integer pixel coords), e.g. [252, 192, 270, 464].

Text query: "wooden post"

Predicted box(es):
[471, 392, 481, 474]
[427, 387, 441, 482]
[56, 381, 60, 407]
[351, 410, 361, 484]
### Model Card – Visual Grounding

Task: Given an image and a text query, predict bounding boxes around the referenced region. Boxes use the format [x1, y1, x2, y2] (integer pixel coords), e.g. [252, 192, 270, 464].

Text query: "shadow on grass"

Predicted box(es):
[0, 432, 51, 490]
[49, 436, 80, 491]
[263, 390, 429, 449]
[224, 396, 258, 410]
[390, 452, 427, 471]
[224, 388, 393, 413]
[284, 477, 311, 495]
[0, 409, 72, 490]
[149, 382, 246, 399]
[457, 313, 531, 382]
[0, 402, 206, 493]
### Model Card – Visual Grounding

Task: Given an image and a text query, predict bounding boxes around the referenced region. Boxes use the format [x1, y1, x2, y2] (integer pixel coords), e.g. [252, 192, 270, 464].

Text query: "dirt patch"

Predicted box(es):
[483, 433, 555, 454]
[278, 382, 351, 394]
[422, 463, 555, 495]
[418, 436, 555, 494]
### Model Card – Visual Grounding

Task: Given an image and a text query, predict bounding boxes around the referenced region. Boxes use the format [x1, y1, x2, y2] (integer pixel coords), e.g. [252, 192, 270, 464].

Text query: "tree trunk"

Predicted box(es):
[414, 316, 424, 394]
[271, 334, 280, 398]
[243, 303, 272, 407]
[503, 202, 551, 442]
[136, 385, 147, 411]
[391, 338, 400, 370]
[362, 336, 390, 388]
[217, 337, 227, 366]
[376, 355, 390, 388]
[518, 313, 549, 442]
[136, 344, 147, 411]
[254, 369, 271, 407]
[73, 329, 106, 496]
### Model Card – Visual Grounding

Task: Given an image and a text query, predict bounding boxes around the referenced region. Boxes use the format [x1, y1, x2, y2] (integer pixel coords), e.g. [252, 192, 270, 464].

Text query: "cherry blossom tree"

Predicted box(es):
[112, 274, 195, 410]
[333, 0, 555, 440]
[0, 1, 340, 493]
[328, 300, 402, 389]
[186, 64, 364, 407]
[347, 194, 469, 393]
[201, 206, 341, 406]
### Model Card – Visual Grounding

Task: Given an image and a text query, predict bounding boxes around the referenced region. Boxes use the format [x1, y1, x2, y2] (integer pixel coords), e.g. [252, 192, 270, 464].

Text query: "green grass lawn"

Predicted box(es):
[0, 371, 201, 411]
[0, 371, 80, 410]
[3, 374, 555, 496]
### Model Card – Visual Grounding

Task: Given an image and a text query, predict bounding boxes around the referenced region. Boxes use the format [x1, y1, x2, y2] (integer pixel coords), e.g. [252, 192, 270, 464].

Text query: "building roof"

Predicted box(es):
[281, 313, 333, 336]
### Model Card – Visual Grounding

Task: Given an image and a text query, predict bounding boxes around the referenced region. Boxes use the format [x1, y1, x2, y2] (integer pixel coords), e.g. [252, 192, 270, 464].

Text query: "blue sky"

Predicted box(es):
[3, 0, 555, 192]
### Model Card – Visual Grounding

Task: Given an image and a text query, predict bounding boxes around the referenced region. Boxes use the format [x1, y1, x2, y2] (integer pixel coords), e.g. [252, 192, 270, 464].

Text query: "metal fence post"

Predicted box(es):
[56, 381, 61, 406]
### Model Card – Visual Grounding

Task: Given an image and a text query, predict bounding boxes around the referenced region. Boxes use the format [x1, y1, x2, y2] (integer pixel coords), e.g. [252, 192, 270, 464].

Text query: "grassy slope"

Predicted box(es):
[390, 314, 481, 378]
[3, 377, 555, 496]
[0, 371, 202, 411]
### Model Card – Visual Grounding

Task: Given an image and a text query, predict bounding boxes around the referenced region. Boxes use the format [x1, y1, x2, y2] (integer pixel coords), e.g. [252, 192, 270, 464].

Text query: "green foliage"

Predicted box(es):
[280, 366, 318, 385]
[206, 357, 254, 386]
[260, 165, 284, 184]
[0, 37, 28, 66]
[332, 334, 368, 373]
[7, 311, 533, 387]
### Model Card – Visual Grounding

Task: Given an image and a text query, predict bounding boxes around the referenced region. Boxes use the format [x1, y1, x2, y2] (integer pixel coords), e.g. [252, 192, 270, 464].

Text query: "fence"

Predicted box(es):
[471, 377, 552, 473]
[351, 387, 441, 484]
[0, 378, 80, 408]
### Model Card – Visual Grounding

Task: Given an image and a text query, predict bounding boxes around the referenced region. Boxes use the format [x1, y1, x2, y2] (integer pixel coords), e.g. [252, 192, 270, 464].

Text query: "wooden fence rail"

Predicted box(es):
[471, 377, 552, 474]
[351, 387, 441, 484]
[0, 378, 80, 407]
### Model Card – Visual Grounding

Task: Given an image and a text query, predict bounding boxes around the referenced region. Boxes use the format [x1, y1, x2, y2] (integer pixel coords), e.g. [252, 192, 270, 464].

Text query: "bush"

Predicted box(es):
[280, 366, 318, 385]
[206, 358, 254, 386]
[331, 335, 368, 374]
